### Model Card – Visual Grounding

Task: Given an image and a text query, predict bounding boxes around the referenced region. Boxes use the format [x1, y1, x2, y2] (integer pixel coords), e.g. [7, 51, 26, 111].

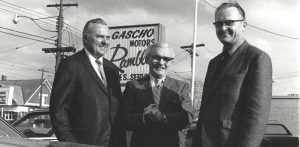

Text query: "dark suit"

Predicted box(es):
[192, 41, 272, 147]
[50, 50, 126, 147]
[123, 76, 193, 147]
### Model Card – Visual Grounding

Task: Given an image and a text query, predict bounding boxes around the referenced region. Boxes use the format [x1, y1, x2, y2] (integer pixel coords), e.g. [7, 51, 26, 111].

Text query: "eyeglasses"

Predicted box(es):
[213, 20, 244, 27]
[150, 55, 174, 62]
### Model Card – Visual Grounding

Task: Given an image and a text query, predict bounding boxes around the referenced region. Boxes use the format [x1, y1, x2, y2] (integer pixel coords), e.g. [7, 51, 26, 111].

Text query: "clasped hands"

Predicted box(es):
[143, 104, 167, 124]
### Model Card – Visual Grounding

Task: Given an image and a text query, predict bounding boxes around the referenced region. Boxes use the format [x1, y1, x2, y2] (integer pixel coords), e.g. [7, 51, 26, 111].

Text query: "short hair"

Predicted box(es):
[82, 18, 108, 43]
[145, 42, 175, 58]
[215, 2, 246, 20]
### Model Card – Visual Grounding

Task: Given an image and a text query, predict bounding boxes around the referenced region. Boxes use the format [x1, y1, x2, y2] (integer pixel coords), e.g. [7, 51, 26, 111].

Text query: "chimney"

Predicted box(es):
[1, 75, 7, 81]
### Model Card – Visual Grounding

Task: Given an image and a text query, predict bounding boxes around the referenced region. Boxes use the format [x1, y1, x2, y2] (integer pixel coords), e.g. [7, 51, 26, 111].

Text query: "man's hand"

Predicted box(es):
[144, 104, 157, 115]
[143, 104, 167, 124]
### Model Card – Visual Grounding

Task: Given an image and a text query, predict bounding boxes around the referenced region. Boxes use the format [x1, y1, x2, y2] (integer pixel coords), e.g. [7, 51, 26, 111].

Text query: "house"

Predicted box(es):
[0, 79, 52, 122]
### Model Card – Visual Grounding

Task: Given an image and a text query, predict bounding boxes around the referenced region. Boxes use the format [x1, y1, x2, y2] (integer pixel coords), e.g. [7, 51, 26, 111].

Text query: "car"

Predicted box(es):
[0, 111, 100, 147]
[0, 114, 24, 138]
[12, 110, 56, 141]
[184, 119, 299, 147]
[261, 121, 299, 147]
[7, 110, 299, 147]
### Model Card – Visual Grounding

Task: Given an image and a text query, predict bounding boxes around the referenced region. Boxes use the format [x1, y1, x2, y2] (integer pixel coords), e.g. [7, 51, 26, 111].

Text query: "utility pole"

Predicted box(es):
[38, 68, 49, 108]
[180, 43, 205, 105]
[180, 43, 205, 55]
[43, 0, 77, 72]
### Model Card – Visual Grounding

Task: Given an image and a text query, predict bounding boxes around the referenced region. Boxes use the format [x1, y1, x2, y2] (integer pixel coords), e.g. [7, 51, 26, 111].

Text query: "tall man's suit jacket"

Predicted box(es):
[123, 76, 193, 147]
[192, 41, 272, 147]
[50, 50, 126, 147]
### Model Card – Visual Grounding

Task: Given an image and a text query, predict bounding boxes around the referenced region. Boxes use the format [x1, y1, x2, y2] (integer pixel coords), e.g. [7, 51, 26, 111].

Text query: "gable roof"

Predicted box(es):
[0, 79, 51, 103]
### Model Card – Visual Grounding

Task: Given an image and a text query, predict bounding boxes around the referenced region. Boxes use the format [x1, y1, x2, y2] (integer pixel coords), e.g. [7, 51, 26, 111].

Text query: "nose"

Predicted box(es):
[157, 58, 166, 65]
[218, 24, 228, 31]
[101, 38, 109, 45]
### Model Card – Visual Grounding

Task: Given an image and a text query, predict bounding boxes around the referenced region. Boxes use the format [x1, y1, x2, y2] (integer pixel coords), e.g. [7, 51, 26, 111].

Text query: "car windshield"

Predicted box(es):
[0, 117, 24, 138]
[264, 124, 290, 135]
[14, 113, 54, 138]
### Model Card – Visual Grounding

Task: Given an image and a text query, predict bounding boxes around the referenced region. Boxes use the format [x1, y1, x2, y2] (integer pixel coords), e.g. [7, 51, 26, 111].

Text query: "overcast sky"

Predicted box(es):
[0, 0, 299, 95]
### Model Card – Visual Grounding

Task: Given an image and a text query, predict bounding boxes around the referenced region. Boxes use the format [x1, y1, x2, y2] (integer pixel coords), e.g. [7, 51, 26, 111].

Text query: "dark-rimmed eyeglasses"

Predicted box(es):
[150, 55, 174, 62]
[213, 20, 244, 27]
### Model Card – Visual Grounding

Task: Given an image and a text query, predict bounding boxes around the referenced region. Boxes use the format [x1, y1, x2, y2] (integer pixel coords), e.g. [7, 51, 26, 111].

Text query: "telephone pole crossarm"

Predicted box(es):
[42, 47, 76, 53]
[47, 4, 78, 7]
[45, 0, 78, 72]
[180, 43, 205, 49]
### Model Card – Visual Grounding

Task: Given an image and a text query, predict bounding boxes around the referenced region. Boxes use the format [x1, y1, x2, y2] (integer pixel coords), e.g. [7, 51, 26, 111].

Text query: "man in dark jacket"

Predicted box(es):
[50, 18, 126, 147]
[192, 2, 272, 147]
[123, 42, 194, 147]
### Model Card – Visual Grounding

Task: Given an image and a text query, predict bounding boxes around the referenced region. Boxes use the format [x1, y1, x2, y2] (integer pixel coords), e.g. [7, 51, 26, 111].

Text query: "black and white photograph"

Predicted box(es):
[0, 0, 299, 147]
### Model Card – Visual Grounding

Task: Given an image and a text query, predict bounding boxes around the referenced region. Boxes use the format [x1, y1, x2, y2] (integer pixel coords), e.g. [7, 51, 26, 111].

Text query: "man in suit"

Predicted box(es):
[122, 42, 194, 147]
[192, 2, 272, 147]
[50, 18, 126, 147]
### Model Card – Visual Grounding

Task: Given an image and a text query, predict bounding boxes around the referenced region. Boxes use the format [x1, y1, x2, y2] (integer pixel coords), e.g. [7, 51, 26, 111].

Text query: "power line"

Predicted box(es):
[0, 68, 33, 79]
[0, 30, 55, 45]
[0, 9, 79, 41]
[0, 26, 56, 41]
[0, 60, 39, 69]
[0, 0, 49, 17]
[169, 70, 191, 74]
[168, 70, 188, 80]
[247, 24, 300, 40]
[273, 72, 299, 80]
[202, 0, 216, 8]
[0, 42, 42, 54]
[0, 60, 54, 75]
[0, 4, 56, 28]
[77, 2, 122, 25]
[0, 27, 71, 47]
[0, 0, 82, 38]
[201, 0, 300, 41]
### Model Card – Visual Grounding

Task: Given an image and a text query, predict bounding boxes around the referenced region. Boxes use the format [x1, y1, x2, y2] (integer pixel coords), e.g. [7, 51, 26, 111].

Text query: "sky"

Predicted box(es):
[0, 0, 299, 95]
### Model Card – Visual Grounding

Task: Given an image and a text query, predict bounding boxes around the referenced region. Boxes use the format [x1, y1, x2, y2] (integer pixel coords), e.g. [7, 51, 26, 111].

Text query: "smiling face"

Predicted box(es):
[147, 45, 174, 79]
[83, 23, 110, 59]
[214, 7, 246, 47]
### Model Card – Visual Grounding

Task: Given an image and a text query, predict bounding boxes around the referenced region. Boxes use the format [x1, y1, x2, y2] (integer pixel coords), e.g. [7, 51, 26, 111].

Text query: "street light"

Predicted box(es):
[12, 13, 76, 73]
[12, 13, 57, 32]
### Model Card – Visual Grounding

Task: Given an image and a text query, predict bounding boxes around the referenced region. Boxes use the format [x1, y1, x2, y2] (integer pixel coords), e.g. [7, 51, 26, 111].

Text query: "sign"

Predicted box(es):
[106, 24, 165, 86]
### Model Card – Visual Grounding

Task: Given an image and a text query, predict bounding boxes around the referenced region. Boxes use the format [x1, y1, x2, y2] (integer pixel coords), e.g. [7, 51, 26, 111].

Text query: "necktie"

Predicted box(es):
[214, 51, 231, 77]
[153, 79, 162, 105]
[95, 60, 107, 87]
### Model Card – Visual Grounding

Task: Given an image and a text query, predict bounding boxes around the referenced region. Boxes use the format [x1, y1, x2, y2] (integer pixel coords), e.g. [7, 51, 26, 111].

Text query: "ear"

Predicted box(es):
[242, 21, 247, 31]
[145, 55, 150, 64]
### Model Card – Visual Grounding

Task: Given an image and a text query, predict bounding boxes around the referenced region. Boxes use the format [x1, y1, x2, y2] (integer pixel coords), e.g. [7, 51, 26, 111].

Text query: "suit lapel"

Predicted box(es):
[206, 41, 248, 98]
[159, 76, 172, 108]
[79, 50, 110, 96]
[203, 56, 221, 99]
[142, 76, 155, 105]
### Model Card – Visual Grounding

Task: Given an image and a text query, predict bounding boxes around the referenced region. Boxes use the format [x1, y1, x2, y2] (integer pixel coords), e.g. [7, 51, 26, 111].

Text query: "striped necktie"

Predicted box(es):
[95, 60, 107, 87]
[152, 79, 162, 105]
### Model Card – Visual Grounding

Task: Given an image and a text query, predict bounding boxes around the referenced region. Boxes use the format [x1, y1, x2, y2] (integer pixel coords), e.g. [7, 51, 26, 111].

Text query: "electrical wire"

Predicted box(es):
[0, 26, 56, 41]
[0, 0, 49, 17]
[0, 0, 82, 40]
[0, 42, 36, 54]
[0, 30, 55, 45]
[201, 0, 300, 40]
[0, 5, 56, 28]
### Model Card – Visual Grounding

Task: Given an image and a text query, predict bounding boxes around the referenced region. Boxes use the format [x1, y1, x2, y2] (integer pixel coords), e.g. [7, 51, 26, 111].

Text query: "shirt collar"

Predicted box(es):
[149, 74, 166, 87]
[85, 48, 103, 63]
